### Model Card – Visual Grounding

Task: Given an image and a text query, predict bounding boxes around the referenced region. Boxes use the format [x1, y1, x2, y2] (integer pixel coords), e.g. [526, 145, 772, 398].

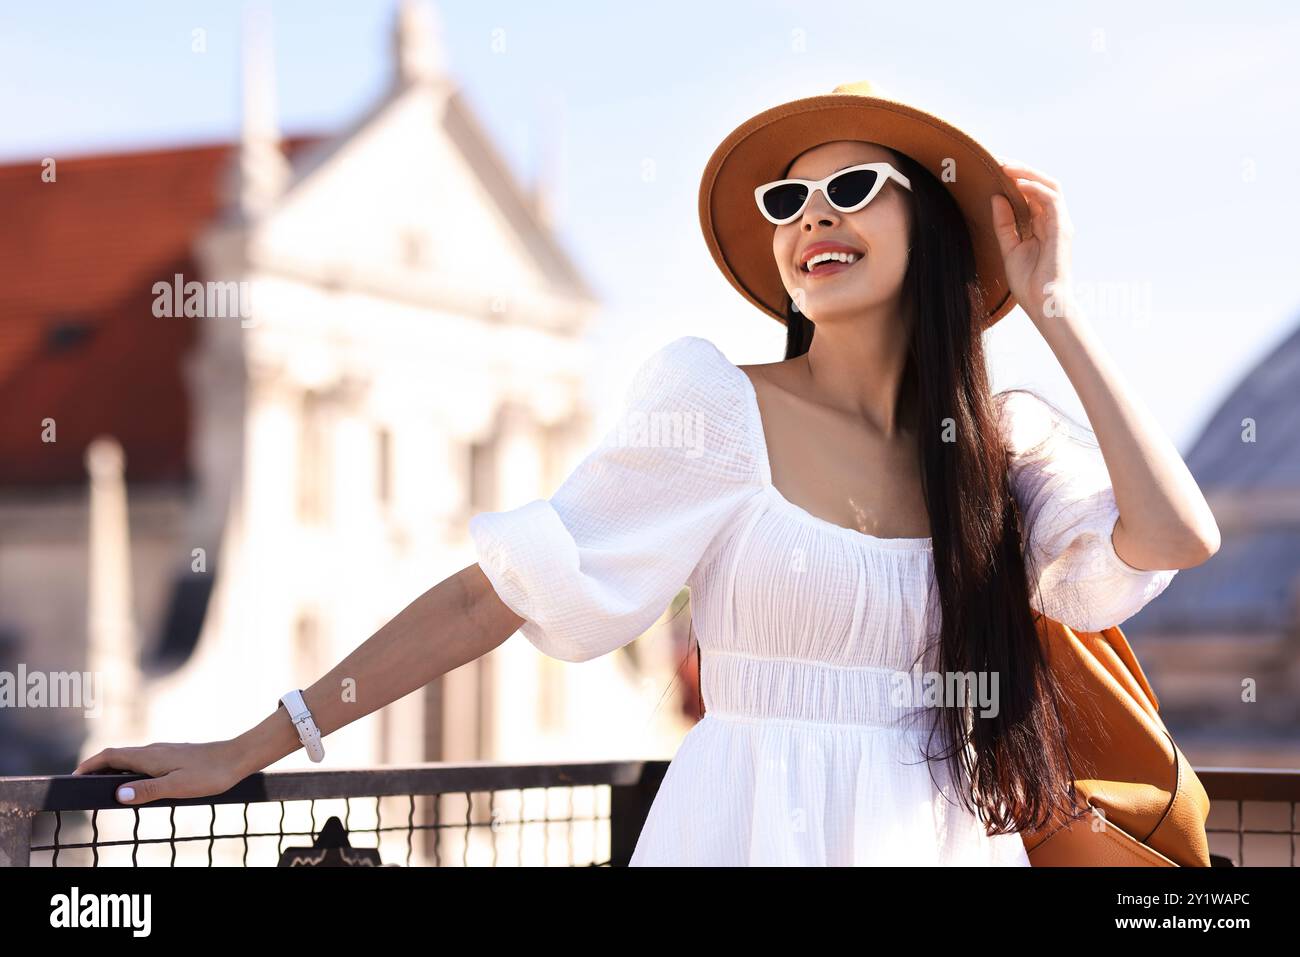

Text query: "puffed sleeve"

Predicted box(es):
[468, 336, 764, 662]
[996, 389, 1178, 633]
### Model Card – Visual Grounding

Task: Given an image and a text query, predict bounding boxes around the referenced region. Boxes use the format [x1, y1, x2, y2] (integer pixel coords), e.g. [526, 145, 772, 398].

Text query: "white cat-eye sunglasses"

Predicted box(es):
[754, 162, 913, 226]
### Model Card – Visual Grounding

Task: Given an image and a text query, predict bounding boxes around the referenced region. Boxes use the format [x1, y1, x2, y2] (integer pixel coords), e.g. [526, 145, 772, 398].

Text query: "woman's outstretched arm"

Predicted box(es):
[72, 563, 524, 804]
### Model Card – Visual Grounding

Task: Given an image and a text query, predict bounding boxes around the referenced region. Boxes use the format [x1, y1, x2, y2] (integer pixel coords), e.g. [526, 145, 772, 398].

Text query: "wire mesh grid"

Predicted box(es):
[24, 785, 616, 867]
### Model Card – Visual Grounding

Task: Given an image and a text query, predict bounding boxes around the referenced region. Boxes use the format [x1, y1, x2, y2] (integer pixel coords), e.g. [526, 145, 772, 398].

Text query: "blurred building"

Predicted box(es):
[1124, 319, 1300, 767]
[0, 1, 697, 788]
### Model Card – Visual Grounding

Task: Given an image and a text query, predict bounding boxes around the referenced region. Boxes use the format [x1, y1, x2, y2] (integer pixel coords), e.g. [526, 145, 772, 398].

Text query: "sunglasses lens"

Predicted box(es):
[827, 168, 879, 210]
[761, 183, 809, 221]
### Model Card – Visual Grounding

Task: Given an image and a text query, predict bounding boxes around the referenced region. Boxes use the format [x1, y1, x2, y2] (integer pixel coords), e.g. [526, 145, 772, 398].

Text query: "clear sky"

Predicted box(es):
[2, 0, 1296, 450]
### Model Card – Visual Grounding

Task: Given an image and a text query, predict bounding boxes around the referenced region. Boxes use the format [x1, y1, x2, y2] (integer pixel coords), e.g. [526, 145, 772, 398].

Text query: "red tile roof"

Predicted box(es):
[0, 138, 319, 488]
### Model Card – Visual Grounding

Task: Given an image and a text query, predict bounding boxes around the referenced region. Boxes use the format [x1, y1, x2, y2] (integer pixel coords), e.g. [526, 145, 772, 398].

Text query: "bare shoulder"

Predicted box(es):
[737, 355, 802, 397]
[735, 362, 762, 388]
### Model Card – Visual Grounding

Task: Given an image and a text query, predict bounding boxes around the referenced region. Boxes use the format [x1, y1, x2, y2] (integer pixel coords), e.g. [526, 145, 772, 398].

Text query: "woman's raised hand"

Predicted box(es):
[990, 158, 1077, 326]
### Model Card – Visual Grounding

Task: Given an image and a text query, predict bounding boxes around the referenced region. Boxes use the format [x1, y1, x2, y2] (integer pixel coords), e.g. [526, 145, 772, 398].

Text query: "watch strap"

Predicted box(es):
[278, 689, 325, 763]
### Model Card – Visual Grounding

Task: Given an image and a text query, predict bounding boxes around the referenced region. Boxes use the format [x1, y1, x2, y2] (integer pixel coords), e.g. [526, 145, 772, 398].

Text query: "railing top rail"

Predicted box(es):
[0, 759, 659, 814]
[1194, 766, 1300, 802]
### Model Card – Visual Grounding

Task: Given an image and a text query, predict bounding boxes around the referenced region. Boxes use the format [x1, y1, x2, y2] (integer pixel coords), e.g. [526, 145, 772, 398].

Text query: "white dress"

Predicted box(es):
[469, 335, 1179, 866]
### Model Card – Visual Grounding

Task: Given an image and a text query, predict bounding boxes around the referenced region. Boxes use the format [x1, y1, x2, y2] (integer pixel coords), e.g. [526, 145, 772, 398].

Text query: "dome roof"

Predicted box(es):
[1183, 321, 1300, 489]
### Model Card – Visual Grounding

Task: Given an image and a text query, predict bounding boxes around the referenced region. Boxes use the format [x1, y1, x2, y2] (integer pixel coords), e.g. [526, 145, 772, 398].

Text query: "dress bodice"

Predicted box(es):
[470, 334, 1177, 673]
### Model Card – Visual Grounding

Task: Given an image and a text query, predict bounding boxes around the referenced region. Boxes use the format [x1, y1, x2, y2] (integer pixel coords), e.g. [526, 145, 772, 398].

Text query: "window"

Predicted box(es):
[376, 426, 393, 506]
[45, 315, 96, 353]
[293, 612, 324, 682]
[297, 390, 331, 524]
[468, 435, 496, 513]
[400, 229, 429, 268]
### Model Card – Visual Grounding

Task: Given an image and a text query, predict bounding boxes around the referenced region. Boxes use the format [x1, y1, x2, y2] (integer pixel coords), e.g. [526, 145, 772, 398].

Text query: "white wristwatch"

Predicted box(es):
[277, 689, 325, 763]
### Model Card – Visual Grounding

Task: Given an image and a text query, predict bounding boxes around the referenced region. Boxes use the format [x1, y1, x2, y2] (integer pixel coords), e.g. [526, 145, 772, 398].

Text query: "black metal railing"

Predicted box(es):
[1198, 767, 1300, 867]
[0, 760, 667, 867]
[1, 762, 1293, 866]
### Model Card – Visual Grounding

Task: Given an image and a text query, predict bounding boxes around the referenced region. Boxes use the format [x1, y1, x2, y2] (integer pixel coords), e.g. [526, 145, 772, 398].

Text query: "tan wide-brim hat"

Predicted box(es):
[698, 80, 1034, 328]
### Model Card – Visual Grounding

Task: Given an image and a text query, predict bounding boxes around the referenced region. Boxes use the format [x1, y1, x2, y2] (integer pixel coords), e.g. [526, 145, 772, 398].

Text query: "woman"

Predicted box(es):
[74, 82, 1220, 866]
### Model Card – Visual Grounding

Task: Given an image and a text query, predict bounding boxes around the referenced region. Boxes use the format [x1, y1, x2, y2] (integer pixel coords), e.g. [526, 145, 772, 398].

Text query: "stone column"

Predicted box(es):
[81, 436, 143, 759]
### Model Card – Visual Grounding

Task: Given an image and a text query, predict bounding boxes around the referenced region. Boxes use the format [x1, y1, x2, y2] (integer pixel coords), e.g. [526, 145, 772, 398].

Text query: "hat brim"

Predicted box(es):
[698, 92, 1034, 329]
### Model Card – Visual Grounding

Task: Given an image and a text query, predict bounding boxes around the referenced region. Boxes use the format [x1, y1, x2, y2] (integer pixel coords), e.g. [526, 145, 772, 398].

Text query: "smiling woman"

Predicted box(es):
[703, 130, 1106, 856]
[671, 79, 1216, 865]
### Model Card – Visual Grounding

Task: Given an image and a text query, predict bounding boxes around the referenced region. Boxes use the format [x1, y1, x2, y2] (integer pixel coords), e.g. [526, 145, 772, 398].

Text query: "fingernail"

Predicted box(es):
[117, 786, 134, 802]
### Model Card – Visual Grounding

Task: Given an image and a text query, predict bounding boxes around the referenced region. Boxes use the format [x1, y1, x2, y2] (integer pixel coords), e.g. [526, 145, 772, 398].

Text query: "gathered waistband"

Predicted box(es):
[701, 648, 941, 732]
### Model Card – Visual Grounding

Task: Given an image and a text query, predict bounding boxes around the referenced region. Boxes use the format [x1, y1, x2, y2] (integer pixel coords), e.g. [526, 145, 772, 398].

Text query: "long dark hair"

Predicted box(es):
[763, 147, 1087, 836]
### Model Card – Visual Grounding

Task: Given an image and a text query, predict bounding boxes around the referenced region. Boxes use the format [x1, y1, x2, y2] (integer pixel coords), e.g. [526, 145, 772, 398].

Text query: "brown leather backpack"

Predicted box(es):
[1020, 616, 1212, 866]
